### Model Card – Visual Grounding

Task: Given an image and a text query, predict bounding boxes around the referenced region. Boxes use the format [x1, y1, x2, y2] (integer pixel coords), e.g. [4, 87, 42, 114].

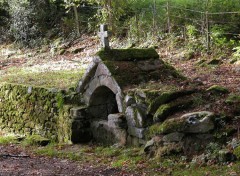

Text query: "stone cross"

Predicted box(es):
[98, 24, 110, 49]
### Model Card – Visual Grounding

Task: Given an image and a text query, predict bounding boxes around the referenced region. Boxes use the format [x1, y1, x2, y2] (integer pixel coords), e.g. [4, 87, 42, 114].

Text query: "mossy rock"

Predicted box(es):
[97, 48, 159, 61]
[153, 98, 193, 123]
[206, 85, 229, 94]
[148, 90, 195, 115]
[149, 111, 215, 136]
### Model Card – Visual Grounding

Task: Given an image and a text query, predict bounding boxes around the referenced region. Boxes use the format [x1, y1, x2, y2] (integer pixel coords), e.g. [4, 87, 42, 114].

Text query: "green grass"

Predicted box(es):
[0, 68, 84, 89]
[0, 136, 20, 144]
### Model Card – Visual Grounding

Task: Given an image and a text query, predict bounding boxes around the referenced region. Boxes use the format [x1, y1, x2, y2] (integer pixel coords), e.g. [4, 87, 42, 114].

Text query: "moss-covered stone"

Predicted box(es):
[97, 48, 159, 61]
[148, 90, 195, 115]
[207, 85, 229, 94]
[153, 98, 193, 123]
[149, 111, 215, 136]
[0, 83, 84, 143]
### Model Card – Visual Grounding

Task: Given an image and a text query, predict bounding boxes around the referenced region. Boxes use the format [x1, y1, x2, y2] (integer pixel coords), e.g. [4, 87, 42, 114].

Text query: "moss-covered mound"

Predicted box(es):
[96, 48, 186, 88]
[97, 48, 159, 61]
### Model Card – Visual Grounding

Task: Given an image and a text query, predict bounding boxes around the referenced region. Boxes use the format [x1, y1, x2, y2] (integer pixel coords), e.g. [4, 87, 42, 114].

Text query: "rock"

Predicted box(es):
[108, 113, 126, 129]
[124, 95, 136, 106]
[162, 132, 184, 142]
[91, 120, 127, 145]
[144, 139, 155, 152]
[207, 85, 229, 94]
[125, 104, 149, 128]
[148, 90, 195, 115]
[150, 111, 215, 135]
[153, 99, 193, 123]
[128, 126, 146, 139]
[156, 143, 183, 157]
[70, 106, 87, 119]
[144, 136, 162, 153]
[218, 149, 236, 162]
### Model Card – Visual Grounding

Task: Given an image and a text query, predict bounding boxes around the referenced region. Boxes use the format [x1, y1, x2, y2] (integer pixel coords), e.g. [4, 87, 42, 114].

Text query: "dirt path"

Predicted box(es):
[0, 145, 137, 176]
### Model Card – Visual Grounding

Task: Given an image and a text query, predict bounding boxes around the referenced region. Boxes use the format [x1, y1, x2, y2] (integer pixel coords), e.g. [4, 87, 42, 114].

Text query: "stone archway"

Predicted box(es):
[88, 86, 119, 119]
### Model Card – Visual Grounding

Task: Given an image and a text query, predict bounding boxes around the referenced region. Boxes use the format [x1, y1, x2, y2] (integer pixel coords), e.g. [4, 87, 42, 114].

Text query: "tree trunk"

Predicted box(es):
[73, 5, 80, 37]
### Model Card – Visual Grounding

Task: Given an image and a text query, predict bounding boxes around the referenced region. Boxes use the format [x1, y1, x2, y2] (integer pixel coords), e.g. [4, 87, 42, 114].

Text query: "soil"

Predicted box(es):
[0, 145, 138, 176]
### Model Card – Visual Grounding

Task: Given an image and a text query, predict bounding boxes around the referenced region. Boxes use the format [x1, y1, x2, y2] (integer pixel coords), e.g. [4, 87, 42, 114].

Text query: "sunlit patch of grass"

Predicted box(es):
[35, 144, 84, 161]
[0, 135, 21, 144]
[0, 68, 84, 89]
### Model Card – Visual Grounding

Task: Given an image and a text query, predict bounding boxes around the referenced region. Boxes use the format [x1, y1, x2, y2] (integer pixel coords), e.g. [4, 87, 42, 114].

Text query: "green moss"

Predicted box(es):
[22, 135, 50, 146]
[97, 48, 159, 61]
[148, 90, 195, 115]
[153, 98, 192, 122]
[0, 136, 20, 144]
[153, 104, 171, 122]
[207, 85, 229, 94]
[233, 146, 240, 160]
[56, 92, 65, 109]
[148, 117, 186, 136]
[0, 83, 80, 143]
[225, 94, 240, 104]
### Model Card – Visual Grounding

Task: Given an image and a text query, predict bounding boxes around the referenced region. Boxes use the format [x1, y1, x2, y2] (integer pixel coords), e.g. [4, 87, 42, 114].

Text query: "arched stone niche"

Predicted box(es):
[77, 57, 124, 114]
[88, 86, 119, 119]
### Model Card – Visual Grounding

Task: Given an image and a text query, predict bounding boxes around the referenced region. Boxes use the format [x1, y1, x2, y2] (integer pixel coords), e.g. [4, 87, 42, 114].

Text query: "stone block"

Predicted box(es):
[128, 126, 146, 139]
[108, 113, 126, 129]
[125, 104, 149, 128]
[70, 106, 87, 119]
[162, 132, 184, 142]
[95, 63, 111, 77]
[124, 95, 136, 106]
[99, 75, 118, 94]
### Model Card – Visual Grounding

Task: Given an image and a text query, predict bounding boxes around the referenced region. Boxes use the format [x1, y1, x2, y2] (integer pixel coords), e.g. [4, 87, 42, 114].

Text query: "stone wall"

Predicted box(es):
[0, 83, 84, 143]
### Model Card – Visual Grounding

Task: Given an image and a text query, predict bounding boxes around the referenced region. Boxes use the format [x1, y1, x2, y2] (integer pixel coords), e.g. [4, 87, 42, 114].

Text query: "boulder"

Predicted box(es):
[206, 85, 229, 94]
[128, 126, 146, 139]
[125, 104, 149, 128]
[150, 111, 215, 135]
[153, 99, 193, 123]
[162, 132, 184, 142]
[108, 113, 126, 129]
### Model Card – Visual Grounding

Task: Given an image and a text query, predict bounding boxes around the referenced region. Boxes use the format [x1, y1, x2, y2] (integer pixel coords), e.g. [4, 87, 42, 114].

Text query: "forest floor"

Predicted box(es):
[0, 35, 240, 175]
